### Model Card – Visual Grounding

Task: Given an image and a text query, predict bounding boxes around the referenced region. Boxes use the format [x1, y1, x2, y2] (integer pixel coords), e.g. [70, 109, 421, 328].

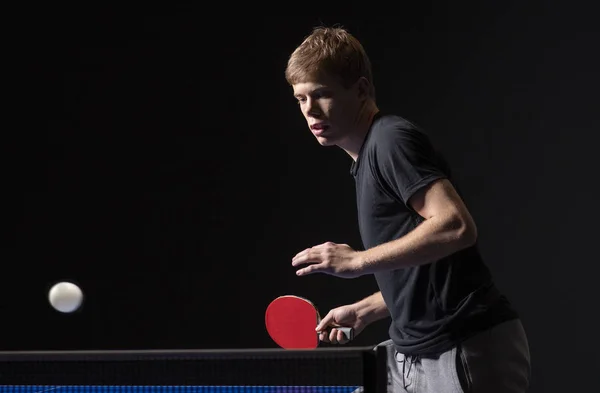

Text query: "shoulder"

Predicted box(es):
[365, 113, 433, 157]
[370, 113, 419, 139]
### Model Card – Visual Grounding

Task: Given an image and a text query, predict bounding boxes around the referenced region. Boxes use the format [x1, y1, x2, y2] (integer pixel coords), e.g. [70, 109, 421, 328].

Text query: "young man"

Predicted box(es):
[287, 27, 531, 393]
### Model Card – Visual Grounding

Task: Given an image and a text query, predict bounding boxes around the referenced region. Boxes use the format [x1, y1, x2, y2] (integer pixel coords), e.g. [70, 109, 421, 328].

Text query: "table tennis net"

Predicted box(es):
[0, 347, 387, 393]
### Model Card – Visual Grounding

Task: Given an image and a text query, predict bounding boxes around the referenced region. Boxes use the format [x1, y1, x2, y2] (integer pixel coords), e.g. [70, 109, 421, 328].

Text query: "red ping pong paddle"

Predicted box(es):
[265, 295, 354, 349]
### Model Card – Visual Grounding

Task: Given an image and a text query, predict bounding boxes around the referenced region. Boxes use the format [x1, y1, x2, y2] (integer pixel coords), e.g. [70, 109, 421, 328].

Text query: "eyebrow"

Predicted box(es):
[294, 86, 328, 98]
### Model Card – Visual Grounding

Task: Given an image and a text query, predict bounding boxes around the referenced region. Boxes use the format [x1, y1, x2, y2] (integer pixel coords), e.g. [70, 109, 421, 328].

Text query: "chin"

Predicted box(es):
[315, 135, 338, 146]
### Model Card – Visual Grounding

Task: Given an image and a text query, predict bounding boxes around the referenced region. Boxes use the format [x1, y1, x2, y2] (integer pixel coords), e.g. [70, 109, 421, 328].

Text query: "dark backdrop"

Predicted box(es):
[8, 2, 599, 392]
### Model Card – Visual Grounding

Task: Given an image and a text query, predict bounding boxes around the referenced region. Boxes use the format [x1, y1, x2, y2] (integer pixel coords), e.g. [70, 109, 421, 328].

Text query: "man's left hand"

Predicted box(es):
[292, 242, 364, 278]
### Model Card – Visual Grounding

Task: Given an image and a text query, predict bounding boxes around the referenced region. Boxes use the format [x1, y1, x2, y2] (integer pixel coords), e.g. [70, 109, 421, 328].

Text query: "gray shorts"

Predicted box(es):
[374, 318, 531, 393]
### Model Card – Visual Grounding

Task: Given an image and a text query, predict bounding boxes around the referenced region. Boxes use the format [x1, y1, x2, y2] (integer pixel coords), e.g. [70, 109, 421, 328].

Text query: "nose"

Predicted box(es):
[304, 97, 322, 118]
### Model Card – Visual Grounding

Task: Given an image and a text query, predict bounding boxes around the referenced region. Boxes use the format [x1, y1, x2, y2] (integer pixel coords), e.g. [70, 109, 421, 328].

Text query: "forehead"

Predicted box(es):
[292, 74, 345, 96]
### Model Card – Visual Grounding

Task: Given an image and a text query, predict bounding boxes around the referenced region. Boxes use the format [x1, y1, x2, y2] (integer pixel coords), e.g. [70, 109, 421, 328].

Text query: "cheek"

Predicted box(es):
[328, 101, 351, 122]
[320, 101, 335, 117]
[300, 104, 310, 118]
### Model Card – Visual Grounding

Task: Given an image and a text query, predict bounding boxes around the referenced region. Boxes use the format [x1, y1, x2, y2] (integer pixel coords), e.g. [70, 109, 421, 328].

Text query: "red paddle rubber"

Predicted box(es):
[265, 295, 354, 349]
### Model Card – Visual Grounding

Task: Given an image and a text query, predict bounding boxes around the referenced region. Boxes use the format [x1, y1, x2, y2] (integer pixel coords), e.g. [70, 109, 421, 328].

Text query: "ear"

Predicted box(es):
[354, 77, 371, 100]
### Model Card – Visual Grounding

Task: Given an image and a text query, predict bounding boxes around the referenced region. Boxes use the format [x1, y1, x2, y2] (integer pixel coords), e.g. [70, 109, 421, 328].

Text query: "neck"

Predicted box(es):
[338, 100, 379, 161]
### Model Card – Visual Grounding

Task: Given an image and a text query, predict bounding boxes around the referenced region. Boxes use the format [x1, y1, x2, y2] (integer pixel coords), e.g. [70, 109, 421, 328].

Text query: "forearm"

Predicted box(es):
[359, 213, 476, 274]
[353, 291, 389, 325]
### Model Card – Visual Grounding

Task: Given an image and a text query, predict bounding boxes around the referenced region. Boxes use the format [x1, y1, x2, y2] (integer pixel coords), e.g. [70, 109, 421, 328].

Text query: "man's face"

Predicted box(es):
[292, 74, 363, 146]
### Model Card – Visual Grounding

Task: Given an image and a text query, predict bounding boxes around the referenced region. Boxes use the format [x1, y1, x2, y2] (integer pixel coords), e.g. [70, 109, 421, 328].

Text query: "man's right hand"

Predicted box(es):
[317, 291, 390, 344]
[316, 304, 366, 344]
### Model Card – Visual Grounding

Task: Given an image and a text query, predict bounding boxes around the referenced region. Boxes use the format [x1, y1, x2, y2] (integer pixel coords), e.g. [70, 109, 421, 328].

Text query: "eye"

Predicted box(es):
[314, 90, 332, 99]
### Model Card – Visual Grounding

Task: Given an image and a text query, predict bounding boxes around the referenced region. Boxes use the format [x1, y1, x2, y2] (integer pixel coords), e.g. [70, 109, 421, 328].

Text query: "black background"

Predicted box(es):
[7, 2, 600, 392]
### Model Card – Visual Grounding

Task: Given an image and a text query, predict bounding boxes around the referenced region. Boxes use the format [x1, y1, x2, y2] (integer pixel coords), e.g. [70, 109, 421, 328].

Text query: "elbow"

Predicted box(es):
[457, 218, 478, 248]
[448, 213, 477, 249]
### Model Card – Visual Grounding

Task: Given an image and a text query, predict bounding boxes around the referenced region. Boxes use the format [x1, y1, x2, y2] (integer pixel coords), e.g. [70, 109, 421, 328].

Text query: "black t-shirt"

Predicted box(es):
[350, 112, 518, 356]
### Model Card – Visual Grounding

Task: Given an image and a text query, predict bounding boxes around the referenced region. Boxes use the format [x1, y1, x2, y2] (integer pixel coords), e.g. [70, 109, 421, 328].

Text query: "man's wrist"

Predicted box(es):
[354, 250, 370, 276]
[353, 292, 388, 325]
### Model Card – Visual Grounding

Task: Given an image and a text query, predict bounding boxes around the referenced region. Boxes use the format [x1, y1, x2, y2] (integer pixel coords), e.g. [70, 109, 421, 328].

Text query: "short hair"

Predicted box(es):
[285, 26, 375, 97]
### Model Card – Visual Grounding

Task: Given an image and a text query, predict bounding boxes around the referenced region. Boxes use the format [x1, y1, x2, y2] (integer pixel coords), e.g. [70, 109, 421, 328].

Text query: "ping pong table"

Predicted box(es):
[0, 347, 387, 393]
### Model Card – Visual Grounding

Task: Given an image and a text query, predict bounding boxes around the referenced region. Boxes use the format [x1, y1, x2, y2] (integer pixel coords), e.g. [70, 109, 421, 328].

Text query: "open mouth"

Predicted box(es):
[310, 124, 330, 134]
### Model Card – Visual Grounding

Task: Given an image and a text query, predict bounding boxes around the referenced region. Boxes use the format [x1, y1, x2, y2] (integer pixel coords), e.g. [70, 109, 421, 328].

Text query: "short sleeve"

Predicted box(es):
[369, 121, 448, 205]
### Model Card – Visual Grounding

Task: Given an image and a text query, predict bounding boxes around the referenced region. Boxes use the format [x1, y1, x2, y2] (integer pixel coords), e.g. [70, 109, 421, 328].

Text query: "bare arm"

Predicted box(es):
[353, 291, 389, 324]
[359, 178, 478, 274]
[291, 179, 478, 279]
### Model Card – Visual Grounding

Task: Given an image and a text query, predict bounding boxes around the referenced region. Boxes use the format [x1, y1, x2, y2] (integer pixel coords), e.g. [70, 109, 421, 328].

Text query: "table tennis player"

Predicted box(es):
[286, 26, 531, 393]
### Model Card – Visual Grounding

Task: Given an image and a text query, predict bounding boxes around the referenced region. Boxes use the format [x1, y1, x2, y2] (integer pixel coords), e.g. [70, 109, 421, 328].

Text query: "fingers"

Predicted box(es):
[295, 264, 324, 276]
[332, 328, 350, 344]
[317, 311, 350, 345]
[292, 247, 324, 276]
[319, 328, 350, 345]
[316, 311, 334, 332]
[292, 247, 310, 262]
[291, 248, 319, 266]
[319, 331, 330, 343]
[292, 242, 337, 266]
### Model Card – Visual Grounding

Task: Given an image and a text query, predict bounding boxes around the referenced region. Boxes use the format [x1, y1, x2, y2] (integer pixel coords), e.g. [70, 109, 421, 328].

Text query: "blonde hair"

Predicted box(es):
[285, 26, 375, 97]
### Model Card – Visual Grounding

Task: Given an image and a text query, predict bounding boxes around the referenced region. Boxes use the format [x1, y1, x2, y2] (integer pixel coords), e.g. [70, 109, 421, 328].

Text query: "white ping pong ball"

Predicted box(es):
[48, 282, 83, 313]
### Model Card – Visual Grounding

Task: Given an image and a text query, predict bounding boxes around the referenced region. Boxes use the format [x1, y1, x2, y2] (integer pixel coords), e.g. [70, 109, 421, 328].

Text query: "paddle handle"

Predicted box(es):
[322, 326, 354, 341]
[338, 327, 354, 341]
